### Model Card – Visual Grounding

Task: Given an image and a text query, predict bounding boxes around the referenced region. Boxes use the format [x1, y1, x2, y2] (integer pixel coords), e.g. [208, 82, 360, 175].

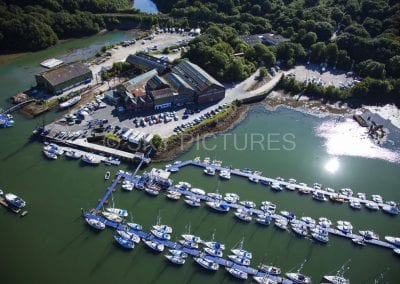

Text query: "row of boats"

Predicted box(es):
[42, 143, 121, 165]
[85, 212, 351, 284]
[173, 163, 400, 216]
[114, 178, 400, 254]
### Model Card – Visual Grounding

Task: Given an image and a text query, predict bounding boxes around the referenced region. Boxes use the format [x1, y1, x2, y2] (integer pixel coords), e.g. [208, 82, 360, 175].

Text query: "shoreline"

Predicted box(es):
[152, 89, 400, 163]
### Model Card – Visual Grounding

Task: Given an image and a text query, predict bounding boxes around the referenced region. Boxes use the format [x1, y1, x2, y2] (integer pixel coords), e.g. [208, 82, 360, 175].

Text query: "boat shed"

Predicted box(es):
[35, 62, 92, 94]
[172, 60, 225, 104]
[126, 53, 172, 74]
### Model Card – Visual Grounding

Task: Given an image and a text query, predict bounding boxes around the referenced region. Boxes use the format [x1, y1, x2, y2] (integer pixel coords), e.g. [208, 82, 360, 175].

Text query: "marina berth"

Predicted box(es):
[359, 230, 379, 240]
[349, 200, 362, 209]
[81, 154, 101, 165]
[181, 234, 202, 243]
[102, 212, 123, 223]
[312, 191, 328, 202]
[179, 239, 199, 249]
[43, 150, 57, 160]
[121, 181, 134, 191]
[256, 213, 272, 225]
[184, 197, 201, 207]
[382, 203, 399, 215]
[219, 170, 231, 180]
[106, 207, 128, 217]
[228, 254, 251, 266]
[384, 236, 400, 246]
[206, 200, 230, 212]
[239, 200, 256, 208]
[127, 222, 143, 230]
[365, 201, 379, 210]
[166, 190, 181, 200]
[323, 275, 350, 284]
[352, 237, 366, 246]
[152, 224, 173, 234]
[274, 218, 288, 230]
[114, 235, 135, 249]
[4, 193, 26, 209]
[65, 150, 81, 159]
[204, 167, 216, 176]
[104, 171, 111, 180]
[204, 241, 225, 251]
[253, 276, 279, 284]
[204, 247, 223, 257]
[234, 209, 252, 222]
[280, 211, 296, 220]
[224, 193, 239, 203]
[151, 229, 171, 240]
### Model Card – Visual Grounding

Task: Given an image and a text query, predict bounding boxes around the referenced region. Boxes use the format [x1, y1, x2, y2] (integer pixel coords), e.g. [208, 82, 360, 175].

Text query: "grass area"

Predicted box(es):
[104, 132, 121, 143]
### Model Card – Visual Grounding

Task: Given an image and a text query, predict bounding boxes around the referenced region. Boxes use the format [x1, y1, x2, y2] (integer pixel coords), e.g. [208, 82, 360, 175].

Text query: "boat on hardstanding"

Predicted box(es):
[65, 150, 81, 159]
[106, 208, 128, 217]
[285, 273, 312, 284]
[169, 249, 188, 258]
[143, 239, 164, 252]
[204, 247, 223, 257]
[4, 193, 26, 209]
[81, 154, 101, 165]
[206, 200, 230, 212]
[258, 264, 281, 275]
[43, 150, 58, 160]
[194, 257, 219, 271]
[116, 229, 140, 243]
[59, 95, 81, 109]
[384, 236, 400, 246]
[85, 217, 105, 230]
[102, 212, 123, 223]
[165, 254, 185, 265]
[104, 171, 111, 180]
[114, 235, 135, 249]
[226, 267, 248, 280]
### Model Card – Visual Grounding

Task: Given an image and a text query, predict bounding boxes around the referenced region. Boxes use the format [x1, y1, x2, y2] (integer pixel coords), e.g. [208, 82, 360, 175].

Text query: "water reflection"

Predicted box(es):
[325, 157, 340, 174]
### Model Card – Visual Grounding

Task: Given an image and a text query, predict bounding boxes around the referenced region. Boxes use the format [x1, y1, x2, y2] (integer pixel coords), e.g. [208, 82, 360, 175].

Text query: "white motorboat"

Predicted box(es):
[151, 229, 171, 240]
[184, 197, 201, 207]
[224, 193, 239, 203]
[106, 207, 128, 217]
[312, 191, 328, 202]
[249, 175, 260, 183]
[349, 200, 362, 209]
[365, 201, 379, 210]
[204, 167, 216, 176]
[206, 200, 230, 212]
[153, 224, 172, 234]
[384, 236, 400, 246]
[275, 218, 288, 230]
[256, 213, 272, 225]
[145, 187, 160, 196]
[271, 183, 283, 191]
[253, 276, 278, 284]
[280, 211, 296, 220]
[234, 210, 252, 222]
[291, 224, 308, 237]
[318, 217, 332, 228]
[43, 150, 57, 160]
[204, 241, 225, 251]
[258, 264, 281, 275]
[231, 247, 252, 259]
[337, 221, 353, 234]
[65, 150, 81, 159]
[239, 200, 256, 208]
[82, 154, 101, 165]
[127, 222, 142, 230]
[382, 204, 399, 215]
[166, 191, 181, 200]
[300, 216, 316, 226]
[121, 181, 134, 191]
[352, 237, 366, 246]
[179, 239, 199, 249]
[311, 228, 329, 243]
[219, 170, 231, 180]
[207, 192, 222, 200]
[104, 171, 111, 180]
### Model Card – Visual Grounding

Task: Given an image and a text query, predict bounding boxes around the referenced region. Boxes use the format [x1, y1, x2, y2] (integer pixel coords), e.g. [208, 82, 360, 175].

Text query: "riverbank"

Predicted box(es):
[152, 103, 250, 162]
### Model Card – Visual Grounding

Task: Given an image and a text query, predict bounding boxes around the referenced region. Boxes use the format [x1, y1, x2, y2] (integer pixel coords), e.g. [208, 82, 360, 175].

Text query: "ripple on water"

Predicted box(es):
[315, 118, 400, 163]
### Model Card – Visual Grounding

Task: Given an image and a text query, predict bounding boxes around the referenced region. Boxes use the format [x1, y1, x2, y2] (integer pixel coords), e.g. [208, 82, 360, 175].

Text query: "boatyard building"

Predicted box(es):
[35, 62, 92, 94]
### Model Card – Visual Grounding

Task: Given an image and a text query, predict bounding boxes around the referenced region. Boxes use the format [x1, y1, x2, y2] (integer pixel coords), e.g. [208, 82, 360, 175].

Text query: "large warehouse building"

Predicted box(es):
[122, 54, 225, 111]
[35, 62, 93, 94]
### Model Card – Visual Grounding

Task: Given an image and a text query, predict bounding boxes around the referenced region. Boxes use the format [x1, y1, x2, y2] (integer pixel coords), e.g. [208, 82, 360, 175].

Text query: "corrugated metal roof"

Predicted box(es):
[39, 62, 91, 86]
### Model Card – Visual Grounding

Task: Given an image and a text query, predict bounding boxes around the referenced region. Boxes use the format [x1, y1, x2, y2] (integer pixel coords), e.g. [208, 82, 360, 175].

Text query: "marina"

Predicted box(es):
[165, 159, 399, 217]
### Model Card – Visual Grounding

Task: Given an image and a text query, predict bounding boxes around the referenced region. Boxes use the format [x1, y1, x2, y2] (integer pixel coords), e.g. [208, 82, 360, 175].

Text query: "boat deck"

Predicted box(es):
[0, 197, 21, 214]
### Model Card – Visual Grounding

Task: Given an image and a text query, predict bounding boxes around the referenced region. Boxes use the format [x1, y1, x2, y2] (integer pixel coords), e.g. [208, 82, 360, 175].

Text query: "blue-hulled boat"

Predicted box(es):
[114, 235, 135, 249]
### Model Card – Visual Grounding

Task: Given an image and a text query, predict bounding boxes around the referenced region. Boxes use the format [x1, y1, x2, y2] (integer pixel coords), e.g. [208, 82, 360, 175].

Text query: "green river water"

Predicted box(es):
[0, 31, 399, 283]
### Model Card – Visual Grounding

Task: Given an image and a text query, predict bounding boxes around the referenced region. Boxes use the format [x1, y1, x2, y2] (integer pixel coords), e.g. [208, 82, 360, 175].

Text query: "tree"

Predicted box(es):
[301, 32, 317, 48]
[310, 42, 326, 63]
[259, 67, 268, 79]
[314, 21, 334, 41]
[356, 59, 386, 79]
[387, 55, 400, 78]
[362, 17, 382, 37]
[325, 43, 339, 66]
[336, 50, 352, 70]
[151, 135, 163, 150]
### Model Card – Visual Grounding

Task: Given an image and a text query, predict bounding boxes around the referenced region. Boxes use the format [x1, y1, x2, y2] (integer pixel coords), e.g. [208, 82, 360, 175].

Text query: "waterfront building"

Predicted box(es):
[35, 62, 92, 94]
[126, 53, 172, 74]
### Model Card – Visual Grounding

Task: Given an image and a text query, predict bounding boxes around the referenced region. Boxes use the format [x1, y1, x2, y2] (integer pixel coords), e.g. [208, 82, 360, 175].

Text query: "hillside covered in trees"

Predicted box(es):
[155, 0, 400, 102]
[0, 0, 133, 52]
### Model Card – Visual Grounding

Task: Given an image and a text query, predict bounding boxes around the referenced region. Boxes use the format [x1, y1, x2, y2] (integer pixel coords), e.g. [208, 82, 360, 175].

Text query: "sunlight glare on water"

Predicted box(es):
[325, 157, 340, 174]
